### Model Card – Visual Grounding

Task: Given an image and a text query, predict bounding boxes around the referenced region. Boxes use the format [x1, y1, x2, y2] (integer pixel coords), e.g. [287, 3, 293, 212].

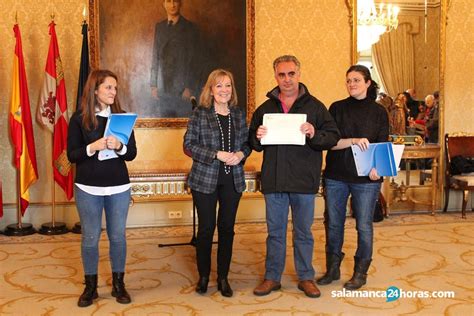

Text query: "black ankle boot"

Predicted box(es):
[111, 272, 131, 304]
[317, 252, 345, 285]
[78, 274, 98, 307]
[195, 276, 209, 294]
[344, 257, 372, 290]
[217, 278, 233, 297]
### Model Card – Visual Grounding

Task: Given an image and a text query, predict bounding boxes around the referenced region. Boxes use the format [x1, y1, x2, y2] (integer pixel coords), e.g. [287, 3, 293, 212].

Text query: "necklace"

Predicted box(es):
[215, 107, 232, 175]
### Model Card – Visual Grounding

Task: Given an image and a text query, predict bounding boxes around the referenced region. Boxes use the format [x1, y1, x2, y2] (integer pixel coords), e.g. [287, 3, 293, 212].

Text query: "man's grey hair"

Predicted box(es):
[273, 55, 301, 71]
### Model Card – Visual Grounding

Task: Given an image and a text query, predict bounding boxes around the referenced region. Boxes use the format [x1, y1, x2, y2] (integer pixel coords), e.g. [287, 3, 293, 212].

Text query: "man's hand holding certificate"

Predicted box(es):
[260, 113, 308, 145]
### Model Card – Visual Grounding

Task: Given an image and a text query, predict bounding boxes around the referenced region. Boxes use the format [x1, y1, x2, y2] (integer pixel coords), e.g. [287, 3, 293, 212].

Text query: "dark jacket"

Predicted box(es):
[324, 96, 389, 183]
[184, 105, 251, 194]
[426, 105, 439, 143]
[150, 15, 201, 95]
[249, 83, 340, 194]
[67, 112, 137, 187]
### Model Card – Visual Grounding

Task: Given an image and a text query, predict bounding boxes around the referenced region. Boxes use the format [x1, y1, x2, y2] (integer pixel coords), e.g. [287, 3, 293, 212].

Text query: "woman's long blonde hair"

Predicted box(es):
[199, 69, 238, 108]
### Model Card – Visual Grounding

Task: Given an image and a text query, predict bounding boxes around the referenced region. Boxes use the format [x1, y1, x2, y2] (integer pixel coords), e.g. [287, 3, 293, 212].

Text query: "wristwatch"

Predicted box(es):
[115, 142, 124, 152]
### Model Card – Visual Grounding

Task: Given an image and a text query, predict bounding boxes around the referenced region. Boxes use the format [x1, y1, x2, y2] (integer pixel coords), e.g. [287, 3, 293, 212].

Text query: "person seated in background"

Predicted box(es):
[425, 93, 439, 143]
[409, 95, 433, 138]
[404, 88, 419, 119]
[389, 93, 407, 135]
[408, 103, 425, 131]
[433, 90, 440, 107]
[414, 103, 426, 121]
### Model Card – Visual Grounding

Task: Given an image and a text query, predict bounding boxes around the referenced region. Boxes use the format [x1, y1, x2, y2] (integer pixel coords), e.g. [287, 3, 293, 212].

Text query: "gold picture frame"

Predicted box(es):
[88, 0, 255, 128]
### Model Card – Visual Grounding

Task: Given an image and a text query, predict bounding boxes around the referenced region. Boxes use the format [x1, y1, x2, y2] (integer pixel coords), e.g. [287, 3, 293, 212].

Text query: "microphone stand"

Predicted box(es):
[158, 96, 216, 248]
[158, 201, 198, 247]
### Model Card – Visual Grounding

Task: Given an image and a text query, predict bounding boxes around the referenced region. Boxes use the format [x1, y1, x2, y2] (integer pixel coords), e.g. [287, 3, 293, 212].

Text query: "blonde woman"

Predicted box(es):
[184, 69, 251, 297]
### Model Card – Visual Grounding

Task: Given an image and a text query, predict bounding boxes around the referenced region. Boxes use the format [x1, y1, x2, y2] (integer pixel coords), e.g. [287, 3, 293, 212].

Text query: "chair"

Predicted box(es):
[443, 133, 474, 218]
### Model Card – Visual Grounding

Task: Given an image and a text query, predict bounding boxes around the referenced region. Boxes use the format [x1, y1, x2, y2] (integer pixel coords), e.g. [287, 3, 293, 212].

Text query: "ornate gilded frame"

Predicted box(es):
[88, 0, 255, 128]
[346, 0, 451, 208]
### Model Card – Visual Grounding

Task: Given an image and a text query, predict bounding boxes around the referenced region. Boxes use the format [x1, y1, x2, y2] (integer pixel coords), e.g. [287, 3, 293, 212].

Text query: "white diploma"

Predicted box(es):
[261, 113, 307, 145]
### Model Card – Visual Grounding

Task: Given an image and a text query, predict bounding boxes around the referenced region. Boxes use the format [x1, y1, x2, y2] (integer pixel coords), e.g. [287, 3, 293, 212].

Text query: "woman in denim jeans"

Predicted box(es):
[319, 65, 389, 290]
[67, 70, 137, 307]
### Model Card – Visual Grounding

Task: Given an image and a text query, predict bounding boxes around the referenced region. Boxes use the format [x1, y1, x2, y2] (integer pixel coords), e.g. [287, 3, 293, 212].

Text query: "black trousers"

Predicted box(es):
[192, 181, 242, 279]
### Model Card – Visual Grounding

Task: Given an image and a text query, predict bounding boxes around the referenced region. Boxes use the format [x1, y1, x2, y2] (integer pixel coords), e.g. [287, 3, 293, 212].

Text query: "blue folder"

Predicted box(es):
[98, 113, 137, 161]
[351, 142, 403, 177]
[104, 113, 138, 144]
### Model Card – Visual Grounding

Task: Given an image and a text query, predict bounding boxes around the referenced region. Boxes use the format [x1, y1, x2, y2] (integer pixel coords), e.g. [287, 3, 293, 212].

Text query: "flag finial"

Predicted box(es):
[15, 11, 18, 24]
[82, 4, 87, 22]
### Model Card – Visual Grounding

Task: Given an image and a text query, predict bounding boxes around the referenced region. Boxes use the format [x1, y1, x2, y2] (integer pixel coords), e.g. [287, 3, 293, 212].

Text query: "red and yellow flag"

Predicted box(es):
[37, 22, 73, 200]
[9, 24, 39, 216]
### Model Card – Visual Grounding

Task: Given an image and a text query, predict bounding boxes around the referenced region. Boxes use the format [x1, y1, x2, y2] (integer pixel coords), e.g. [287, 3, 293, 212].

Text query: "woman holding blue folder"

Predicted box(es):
[319, 65, 389, 290]
[67, 69, 137, 307]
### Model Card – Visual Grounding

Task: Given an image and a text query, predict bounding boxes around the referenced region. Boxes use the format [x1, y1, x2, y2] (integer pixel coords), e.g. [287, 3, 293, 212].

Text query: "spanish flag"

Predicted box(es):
[37, 22, 73, 200]
[9, 24, 39, 216]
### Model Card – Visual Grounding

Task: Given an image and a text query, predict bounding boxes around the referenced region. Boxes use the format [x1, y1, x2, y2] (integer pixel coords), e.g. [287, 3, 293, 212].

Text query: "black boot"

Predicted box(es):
[344, 257, 372, 290]
[317, 252, 345, 285]
[77, 274, 98, 307]
[217, 278, 233, 297]
[111, 272, 131, 304]
[195, 276, 209, 294]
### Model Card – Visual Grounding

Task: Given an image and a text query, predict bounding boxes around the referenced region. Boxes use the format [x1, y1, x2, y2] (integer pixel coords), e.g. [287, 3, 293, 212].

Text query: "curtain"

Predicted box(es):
[372, 24, 415, 97]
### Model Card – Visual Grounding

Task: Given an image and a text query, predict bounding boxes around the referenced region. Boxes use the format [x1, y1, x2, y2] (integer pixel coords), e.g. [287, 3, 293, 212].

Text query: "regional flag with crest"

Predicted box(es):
[37, 22, 73, 200]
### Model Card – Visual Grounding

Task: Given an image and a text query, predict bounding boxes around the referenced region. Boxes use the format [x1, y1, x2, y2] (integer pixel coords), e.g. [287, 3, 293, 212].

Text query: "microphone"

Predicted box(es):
[190, 96, 197, 110]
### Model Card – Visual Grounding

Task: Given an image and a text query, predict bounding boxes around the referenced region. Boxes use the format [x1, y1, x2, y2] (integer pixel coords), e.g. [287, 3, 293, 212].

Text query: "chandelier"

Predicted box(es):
[357, 0, 400, 51]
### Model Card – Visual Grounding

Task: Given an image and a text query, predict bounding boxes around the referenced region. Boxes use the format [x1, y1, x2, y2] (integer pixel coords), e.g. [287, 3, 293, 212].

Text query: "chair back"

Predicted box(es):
[445, 134, 474, 164]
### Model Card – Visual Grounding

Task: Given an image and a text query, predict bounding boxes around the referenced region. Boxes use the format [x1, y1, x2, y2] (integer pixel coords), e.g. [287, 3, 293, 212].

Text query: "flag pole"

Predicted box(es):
[4, 169, 36, 236]
[37, 18, 71, 235]
[16, 170, 22, 228]
[0, 179, 3, 234]
[52, 157, 56, 226]
[39, 132, 68, 235]
[73, 16, 90, 235]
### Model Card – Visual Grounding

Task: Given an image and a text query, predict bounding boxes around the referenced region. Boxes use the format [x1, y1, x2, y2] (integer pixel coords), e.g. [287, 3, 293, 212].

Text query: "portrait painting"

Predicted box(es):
[89, 0, 255, 127]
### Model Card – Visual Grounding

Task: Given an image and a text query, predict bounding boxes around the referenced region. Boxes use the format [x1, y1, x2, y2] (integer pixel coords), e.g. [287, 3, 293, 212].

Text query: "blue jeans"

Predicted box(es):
[324, 178, 381, 260]
[264, 193, 315, 281]
[74, 186, 131, 275]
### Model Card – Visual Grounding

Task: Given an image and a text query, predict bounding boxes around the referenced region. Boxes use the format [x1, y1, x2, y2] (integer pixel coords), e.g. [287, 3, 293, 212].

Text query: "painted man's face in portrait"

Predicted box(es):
[164, 0, 181, 17]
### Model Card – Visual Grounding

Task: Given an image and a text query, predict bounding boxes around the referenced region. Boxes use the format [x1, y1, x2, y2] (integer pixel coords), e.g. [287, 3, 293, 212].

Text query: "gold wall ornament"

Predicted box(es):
[388, 135, 424, 146]
[128, 171, 261, 202]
